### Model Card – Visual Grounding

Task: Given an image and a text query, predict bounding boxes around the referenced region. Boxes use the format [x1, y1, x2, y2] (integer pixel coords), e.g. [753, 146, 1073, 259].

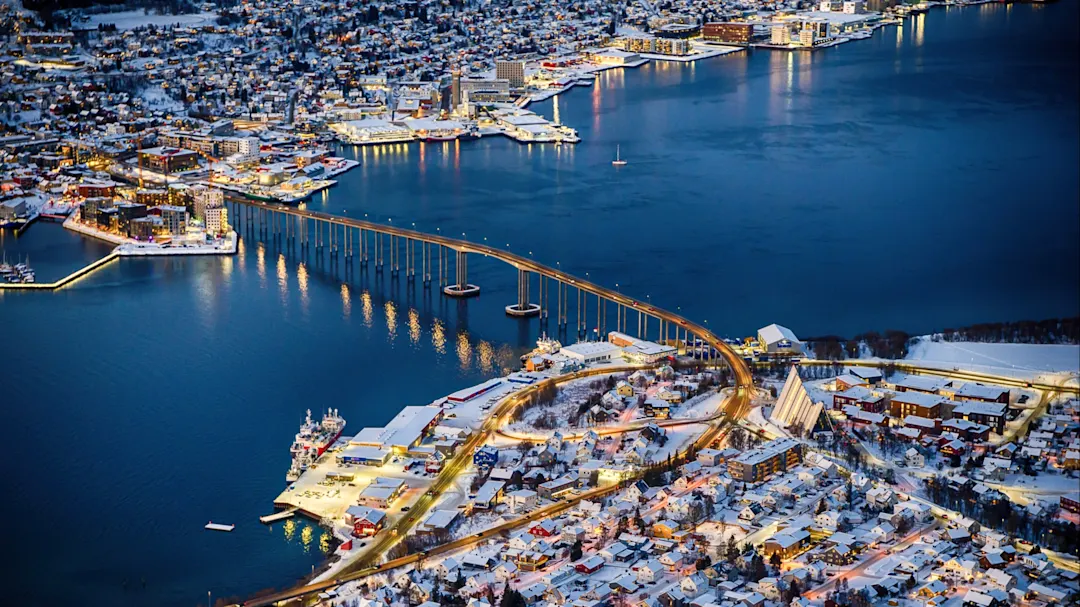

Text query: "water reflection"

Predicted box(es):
[432, 318, 446, 354]
[256, 242, 266, 286]
[408, 308, 421, 345]
[297, 262, 309, 311]
[341, 283, 351, 317]
[477, 340, 494, 374]
[361, 290, 374, 327]
[277, 253, 288, 303]
[456, 329, 472, 371]
[384, 300, 398, 340]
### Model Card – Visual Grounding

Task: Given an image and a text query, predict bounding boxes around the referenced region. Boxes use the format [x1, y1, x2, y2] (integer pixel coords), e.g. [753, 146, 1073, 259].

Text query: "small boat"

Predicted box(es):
[612, 145, 627, 166]
[205, 521, 235, 532]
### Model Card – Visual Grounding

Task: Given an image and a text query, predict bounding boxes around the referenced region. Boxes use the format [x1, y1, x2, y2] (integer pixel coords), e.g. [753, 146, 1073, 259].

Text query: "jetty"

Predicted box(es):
[260, 508, 298, 524]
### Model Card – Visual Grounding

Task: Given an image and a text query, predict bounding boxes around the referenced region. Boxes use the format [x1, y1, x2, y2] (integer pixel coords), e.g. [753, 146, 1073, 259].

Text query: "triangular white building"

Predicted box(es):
[769, 365, 823, 435]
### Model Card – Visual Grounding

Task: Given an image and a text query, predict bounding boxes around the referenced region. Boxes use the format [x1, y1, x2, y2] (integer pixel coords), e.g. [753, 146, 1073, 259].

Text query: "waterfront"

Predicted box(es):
[1, 3, 1078, 605]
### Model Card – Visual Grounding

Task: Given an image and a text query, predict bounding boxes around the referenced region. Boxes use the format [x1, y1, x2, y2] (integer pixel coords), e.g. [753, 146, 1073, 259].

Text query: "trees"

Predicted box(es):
[749, 554, 767, 582]
[570, 539, 583, 561]
[769, 552, 782, 569]
[695, 556, 712, 571]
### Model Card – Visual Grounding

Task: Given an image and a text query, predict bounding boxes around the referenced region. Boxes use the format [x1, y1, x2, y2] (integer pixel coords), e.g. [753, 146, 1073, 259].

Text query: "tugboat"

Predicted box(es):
[285, 409, 346, 483]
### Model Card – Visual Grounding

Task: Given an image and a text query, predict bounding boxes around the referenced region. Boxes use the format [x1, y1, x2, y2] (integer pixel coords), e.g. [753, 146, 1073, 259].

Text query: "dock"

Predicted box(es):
[260, 507, 298, 524]
[205, 522, 236, 532]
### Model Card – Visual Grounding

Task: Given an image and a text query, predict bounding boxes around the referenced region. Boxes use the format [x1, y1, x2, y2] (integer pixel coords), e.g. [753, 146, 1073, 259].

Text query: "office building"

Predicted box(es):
[495, 60, 525, 89]
[702, 22, 755, 45]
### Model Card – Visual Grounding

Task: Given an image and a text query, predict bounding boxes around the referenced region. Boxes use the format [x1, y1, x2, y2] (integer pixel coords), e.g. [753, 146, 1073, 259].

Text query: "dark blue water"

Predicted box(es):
[1, 4, 1077, 605]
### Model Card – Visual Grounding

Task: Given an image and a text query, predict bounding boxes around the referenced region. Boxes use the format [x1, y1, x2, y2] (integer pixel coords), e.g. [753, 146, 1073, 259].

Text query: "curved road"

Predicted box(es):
[232, 202, 755, 606]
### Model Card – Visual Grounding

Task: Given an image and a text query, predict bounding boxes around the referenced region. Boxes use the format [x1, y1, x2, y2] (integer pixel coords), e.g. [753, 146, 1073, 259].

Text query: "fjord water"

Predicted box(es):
[1, 4, 1077, 605]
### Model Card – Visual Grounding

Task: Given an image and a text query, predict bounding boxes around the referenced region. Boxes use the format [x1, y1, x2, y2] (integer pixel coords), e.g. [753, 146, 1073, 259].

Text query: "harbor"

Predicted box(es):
[0, 1, 1075, 604]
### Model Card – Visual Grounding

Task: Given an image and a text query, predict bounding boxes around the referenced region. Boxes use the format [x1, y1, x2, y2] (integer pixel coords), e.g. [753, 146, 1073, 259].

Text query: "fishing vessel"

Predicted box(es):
[286, 409, 346, 482]
[520, 333, 563, 362]
[612, 145, 627, 166]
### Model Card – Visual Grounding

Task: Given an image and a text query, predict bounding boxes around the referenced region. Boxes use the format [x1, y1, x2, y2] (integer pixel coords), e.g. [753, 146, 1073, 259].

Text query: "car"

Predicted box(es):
[475, 533, 483, 538]
[401, 506, 410, 512]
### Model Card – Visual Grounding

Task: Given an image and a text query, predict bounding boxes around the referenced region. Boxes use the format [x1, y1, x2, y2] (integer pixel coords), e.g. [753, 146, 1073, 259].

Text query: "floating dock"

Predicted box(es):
[205, 522, 236, 532]
[259, 508, 298, 524]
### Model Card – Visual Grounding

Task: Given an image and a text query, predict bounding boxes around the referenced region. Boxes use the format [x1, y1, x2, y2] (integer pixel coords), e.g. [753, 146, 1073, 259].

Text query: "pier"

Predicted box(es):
[0, 251, 120, 291]
[259, 508, 298, 524]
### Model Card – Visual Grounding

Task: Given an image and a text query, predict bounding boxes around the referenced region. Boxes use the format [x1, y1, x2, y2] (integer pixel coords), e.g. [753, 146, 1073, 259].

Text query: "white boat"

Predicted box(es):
[205, 521, 235, 532]
[612, 145, 627, 166]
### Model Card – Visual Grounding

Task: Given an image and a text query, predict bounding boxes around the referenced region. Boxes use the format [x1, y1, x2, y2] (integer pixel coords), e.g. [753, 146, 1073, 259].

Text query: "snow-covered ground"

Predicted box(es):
[78, 10, 218, 31]
[904, 337, 1080, 380]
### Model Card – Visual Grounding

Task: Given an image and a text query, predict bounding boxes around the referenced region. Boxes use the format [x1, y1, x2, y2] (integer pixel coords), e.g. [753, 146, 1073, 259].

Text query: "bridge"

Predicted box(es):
[226, 196, 731, 352]
[224, 196, 756, 606]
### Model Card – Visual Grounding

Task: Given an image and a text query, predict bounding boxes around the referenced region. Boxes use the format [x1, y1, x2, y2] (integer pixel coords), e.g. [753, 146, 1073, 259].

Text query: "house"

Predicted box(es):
[757, 577, 781, 601]
[506, 489, 538, 514]
[528, 519, 559, 537]
[653, 520, 680, 539]
[471, 480, 505, 510]
[635, 558, 666, 584]
[575, 554, 605, 574]
[344, 505, 386, 537]
[473, 446, 499, 469]
[905, 447, 926, 468]
[819, 543, 855, 565]
[986, 568, 1015, 591]
[815, 510, 841, 532]
[866, 486, 896, 510]
[763, 529, 811, 559]
[616, 381, 634, 397]
[680, 572, 709, 598]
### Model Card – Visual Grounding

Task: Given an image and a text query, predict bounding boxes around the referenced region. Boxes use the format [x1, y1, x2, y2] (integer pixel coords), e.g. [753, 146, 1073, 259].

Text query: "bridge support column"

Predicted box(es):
[422, 242, 431, 287]
[374, 232, 383, 273]
[393, 234, 401, 276]
[506, 268, 540, 317]
[443, 250, 479, 297]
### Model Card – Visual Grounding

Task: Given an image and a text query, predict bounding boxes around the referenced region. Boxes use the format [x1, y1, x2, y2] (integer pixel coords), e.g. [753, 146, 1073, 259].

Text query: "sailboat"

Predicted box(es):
[612, 145, 627, 166]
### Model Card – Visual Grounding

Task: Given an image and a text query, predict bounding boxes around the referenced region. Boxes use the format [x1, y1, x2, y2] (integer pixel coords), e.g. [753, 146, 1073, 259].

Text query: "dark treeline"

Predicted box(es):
[805, 317, 1079, 361]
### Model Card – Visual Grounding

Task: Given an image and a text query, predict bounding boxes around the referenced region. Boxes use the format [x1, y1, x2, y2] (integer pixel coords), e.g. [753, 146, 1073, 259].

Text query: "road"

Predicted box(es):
[224, 202, 755, 606]
[242, 367, 750, 606]
[797, 359, 1080, 395]
[803, 520, 941, 600]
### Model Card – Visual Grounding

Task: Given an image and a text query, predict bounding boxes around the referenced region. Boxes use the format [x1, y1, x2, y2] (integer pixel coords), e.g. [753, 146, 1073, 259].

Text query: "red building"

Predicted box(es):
[78, 181, 116, 198]
[345, 505, 386, 537]
[529, 520, 558, 537]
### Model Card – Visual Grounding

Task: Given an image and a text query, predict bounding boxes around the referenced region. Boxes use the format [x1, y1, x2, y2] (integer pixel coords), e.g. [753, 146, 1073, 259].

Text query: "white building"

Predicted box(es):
[769, 365, 823, 435]
[204, 204, 228, 235]
[506, 489, 538, 514]
[771, 25, 792, 45]
[757, 324, 803, 354]
[560, 341, 622, 365]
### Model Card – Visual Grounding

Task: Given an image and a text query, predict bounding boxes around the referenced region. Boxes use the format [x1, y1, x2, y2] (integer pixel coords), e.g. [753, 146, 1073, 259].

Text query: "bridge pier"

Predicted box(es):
[443, 250, 479, 297]
[506, 268, 540, 317]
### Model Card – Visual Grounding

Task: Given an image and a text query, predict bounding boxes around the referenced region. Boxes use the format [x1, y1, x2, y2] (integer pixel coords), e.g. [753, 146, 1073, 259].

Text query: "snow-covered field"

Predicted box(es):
[79, 10, 217, 31]
[904, 338, 1079, 379]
